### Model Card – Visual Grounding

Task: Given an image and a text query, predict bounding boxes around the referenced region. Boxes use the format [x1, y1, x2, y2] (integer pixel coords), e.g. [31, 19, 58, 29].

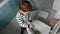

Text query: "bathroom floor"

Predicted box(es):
[0, 17, 28, 34]
[0, 17, 51, 34]
[0, 18, 50, 34]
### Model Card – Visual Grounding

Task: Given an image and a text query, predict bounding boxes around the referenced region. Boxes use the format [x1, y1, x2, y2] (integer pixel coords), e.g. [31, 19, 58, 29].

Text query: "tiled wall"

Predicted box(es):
[0, 0, 19, 30]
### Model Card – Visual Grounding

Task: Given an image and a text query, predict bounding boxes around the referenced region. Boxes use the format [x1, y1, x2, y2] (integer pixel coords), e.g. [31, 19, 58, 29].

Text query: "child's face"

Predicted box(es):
[23, 11, 29, 15]
[20, 10, 29, 15]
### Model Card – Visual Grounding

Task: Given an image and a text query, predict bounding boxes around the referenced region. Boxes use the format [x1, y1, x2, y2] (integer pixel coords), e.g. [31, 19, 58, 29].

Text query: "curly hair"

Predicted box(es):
[20, 1, 32, 12]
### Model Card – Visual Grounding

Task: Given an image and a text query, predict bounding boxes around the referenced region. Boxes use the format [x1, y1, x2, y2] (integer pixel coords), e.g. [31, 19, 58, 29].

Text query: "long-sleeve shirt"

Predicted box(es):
[16, 11, 31, 28]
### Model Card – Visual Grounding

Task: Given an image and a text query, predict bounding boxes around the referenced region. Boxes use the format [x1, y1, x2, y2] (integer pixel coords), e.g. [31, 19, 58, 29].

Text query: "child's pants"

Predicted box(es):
[20, 27, 27, 34]
[20, 27, 34, 34]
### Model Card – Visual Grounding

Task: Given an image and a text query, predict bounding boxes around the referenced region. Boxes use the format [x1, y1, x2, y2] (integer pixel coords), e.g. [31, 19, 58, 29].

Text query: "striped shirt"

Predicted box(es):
[16, 11, 31, 28]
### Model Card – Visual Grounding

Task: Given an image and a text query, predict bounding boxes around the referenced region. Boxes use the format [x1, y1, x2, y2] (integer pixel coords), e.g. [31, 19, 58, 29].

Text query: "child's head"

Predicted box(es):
[20, 1, 32, 12]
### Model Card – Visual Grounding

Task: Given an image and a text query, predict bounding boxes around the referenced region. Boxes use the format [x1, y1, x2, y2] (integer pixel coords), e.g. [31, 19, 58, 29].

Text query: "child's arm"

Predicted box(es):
[16, 12, 28, 28]
[29, 14, 32, 22]
[28, 15, 34, 28]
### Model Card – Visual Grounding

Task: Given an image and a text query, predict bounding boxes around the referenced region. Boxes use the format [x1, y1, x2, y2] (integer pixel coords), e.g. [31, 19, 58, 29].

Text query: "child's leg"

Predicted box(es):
[20, 27, 26, 34]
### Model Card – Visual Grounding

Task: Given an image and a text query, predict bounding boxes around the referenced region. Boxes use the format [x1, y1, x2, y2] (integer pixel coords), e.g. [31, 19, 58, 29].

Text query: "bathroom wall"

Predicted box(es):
[32, 0, 54, 10]
[52, 0, 60, 20]
[31, 0, 57, 26]
[0, 0, 19, 30]
[30, 0, 56, 22]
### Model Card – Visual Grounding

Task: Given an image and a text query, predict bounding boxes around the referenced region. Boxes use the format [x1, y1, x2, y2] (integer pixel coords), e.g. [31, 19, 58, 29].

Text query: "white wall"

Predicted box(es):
[52, 0, 60, 20]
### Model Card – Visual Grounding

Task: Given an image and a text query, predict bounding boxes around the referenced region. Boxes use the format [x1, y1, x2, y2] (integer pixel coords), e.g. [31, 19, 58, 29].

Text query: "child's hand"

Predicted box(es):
[29, 23, 34, 29]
